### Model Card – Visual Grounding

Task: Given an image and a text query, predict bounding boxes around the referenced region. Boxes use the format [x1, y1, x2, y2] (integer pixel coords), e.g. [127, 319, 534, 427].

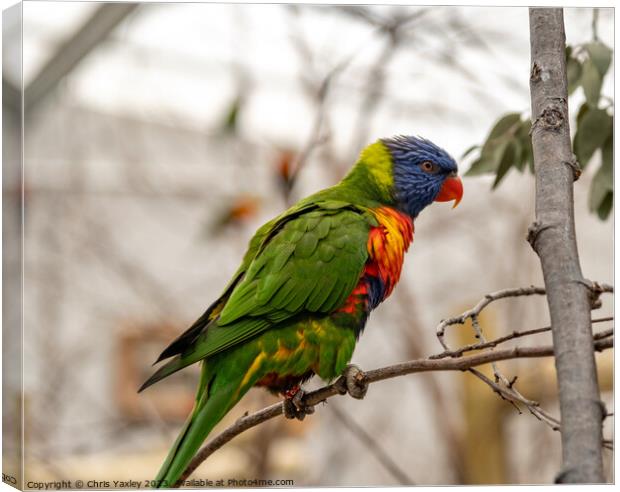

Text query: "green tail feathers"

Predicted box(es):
[154, 385, 244, 488]
[155, 361, 256, 489]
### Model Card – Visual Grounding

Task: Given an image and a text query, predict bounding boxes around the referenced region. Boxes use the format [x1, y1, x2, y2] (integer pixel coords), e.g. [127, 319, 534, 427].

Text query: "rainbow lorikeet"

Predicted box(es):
[140, 135, 463, 487]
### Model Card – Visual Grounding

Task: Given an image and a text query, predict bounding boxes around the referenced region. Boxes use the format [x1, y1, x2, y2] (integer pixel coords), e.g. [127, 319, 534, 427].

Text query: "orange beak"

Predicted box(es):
[434, 175, 463, 208]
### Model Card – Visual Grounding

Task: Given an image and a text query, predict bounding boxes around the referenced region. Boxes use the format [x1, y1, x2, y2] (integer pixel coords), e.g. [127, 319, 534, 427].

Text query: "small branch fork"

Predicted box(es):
[436, 286, 547, 350]
[431, 318, 613, 360]
[437, 287, 554, 427]
[434, 285, 613, 436]
[173, 285, 613, 487]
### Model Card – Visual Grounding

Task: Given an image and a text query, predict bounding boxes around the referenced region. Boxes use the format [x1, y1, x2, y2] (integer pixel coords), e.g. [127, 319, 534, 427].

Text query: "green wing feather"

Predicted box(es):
[140, 201, 372, 391]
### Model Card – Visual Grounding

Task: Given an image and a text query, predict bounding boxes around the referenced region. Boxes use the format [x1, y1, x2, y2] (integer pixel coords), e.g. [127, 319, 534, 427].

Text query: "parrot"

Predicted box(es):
[139, 135, 463, 488]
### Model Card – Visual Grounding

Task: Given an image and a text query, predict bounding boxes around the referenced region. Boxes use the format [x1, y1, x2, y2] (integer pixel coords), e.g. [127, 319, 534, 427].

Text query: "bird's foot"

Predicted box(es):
[336, 364, 368, 400]
[282, 387, 315, 421]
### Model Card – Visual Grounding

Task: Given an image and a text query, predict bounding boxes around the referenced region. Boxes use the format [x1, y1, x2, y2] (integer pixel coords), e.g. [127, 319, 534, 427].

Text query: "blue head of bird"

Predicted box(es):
[381, 135, 463, 218]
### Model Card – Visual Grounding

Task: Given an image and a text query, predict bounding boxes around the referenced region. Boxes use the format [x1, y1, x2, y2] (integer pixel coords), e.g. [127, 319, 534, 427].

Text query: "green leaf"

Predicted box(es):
[461, 144, 479, 159]
[512, 137, 525, 172]
[574, 108, 612, 168]
[576, 102, 590, 126]
[474, 113, 521, 169]
[601, 133, 613, 175]
[589, 136, 613, 220]
[585, 41, 612, 77]
[487, 113, 521, 140]
[466, 113, 521, 178]
[222, 96, 242, 133]
[465, 156, 496, 176]
[566, 56, 582, 95]
[597, 193, 613, 220]
[492, 140, 516, 189]
[581, 58, 602, 107]
[516, 118, 533, 173]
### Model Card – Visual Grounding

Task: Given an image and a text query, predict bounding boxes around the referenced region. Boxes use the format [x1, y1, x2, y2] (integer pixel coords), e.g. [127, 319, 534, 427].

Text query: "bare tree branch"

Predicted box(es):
[436, 285, 612, 351]
[528, 8, 607, 483]
[435, 282, 612, 441]
[174, 333, 614, 486]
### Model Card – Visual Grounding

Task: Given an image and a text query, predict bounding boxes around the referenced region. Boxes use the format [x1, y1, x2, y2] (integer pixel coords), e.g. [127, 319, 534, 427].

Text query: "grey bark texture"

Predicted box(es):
[528, 8, 605, 483]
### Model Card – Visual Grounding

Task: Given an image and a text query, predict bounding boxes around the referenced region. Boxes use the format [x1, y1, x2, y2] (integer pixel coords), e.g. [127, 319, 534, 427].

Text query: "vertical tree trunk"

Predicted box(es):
[528, 8, 605, 483]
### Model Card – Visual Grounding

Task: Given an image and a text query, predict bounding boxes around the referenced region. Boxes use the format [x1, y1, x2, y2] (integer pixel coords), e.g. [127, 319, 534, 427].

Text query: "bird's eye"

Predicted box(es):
[420, 161, 440, 174]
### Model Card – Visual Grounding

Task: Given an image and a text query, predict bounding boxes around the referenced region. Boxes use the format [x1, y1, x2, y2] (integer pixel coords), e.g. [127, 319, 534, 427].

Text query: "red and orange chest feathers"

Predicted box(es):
[336, 206, 413, 317]
[366, 206, 414, 299]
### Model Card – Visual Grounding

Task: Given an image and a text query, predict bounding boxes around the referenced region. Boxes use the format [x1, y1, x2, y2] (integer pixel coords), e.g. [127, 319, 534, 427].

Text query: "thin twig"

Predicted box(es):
[468, 368, 561, 431]
[330, 404, 415, 485]
[592, 8, 600, 41]
[435, 286, 547, 350]
[432, 317, 613, 360]
[456, 301, 548, 431]
[285, 9, 354, 198]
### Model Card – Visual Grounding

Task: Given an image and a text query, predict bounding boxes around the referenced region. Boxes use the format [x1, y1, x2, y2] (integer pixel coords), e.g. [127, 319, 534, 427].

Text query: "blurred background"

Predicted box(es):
[2, 2, 614, 486]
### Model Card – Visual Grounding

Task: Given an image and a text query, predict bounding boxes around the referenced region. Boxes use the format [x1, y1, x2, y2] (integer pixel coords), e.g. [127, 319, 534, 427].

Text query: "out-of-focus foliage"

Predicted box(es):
[464, 30, 613, 220]
[221, 95, 244, 135]
[206, 195, 261, 235]
[274, 149, 297, 199]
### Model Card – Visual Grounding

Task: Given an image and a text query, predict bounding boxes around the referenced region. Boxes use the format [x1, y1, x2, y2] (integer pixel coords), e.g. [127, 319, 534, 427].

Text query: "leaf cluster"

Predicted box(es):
[464, 113, 533, 189]
[569, 42, 613, 220]
[464, 40, 613, 220]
